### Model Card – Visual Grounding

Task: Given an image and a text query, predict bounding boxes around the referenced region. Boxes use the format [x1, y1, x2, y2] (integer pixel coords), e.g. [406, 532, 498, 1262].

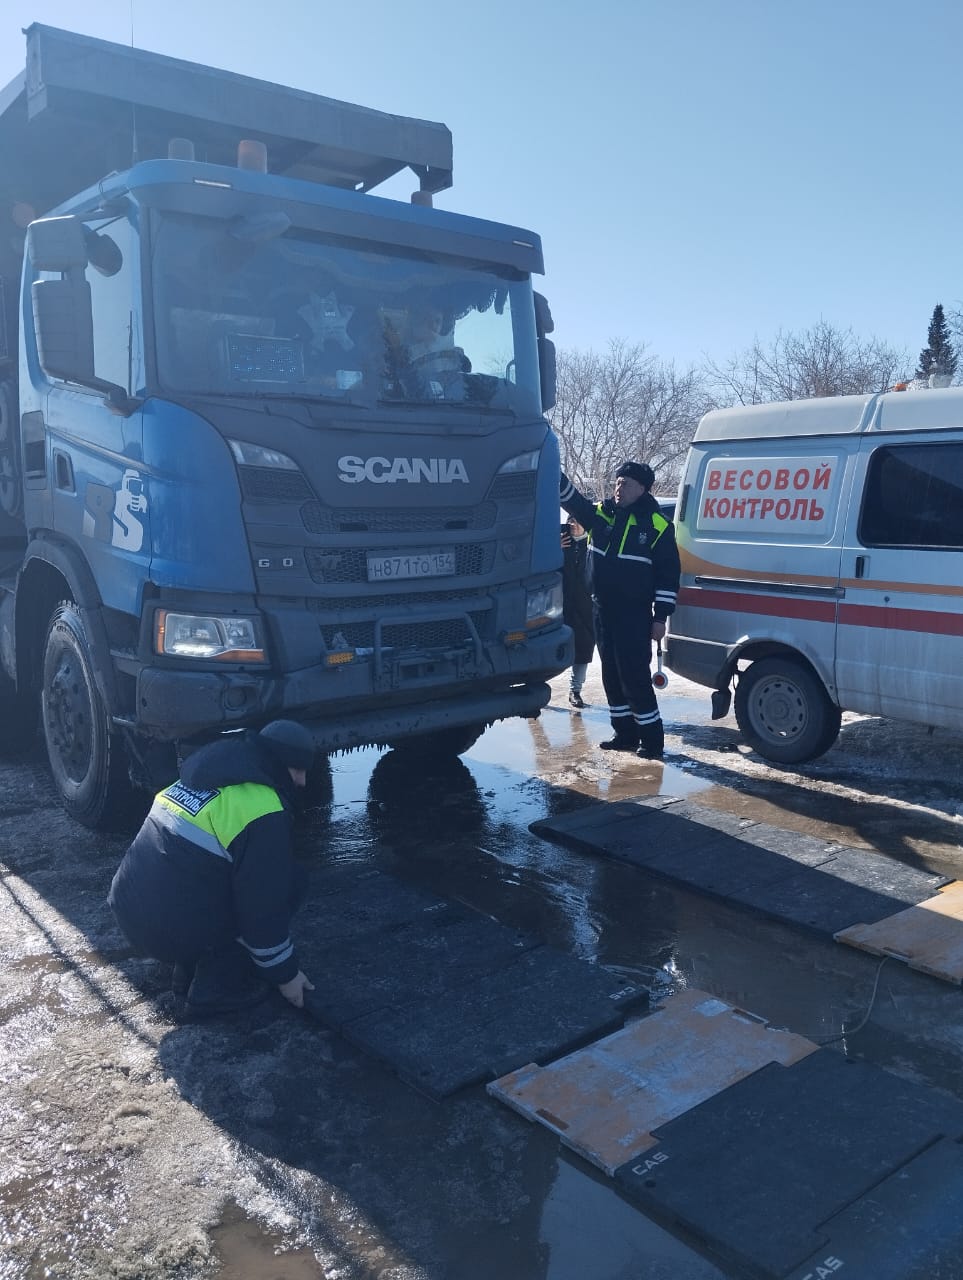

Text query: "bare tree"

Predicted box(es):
[550, 340, 708, 497]
[703, 321, 908, 407]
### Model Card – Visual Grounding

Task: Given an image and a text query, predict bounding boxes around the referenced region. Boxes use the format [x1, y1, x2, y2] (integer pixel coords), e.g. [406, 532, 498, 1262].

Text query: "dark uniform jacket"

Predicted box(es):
[108, 733, 302, 985]
[560, 474, 680, 619]
[562, 534, 595, 663]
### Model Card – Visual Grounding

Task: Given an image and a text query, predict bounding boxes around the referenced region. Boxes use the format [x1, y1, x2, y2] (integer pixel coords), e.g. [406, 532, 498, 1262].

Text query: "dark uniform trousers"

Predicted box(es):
[594, 599, 663, 756]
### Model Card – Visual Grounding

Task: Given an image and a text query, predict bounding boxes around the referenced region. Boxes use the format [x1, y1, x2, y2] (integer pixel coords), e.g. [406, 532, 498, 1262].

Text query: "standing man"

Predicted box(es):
[109, 720, 317, 1018]
[560, 462, 680, 759]
[561, 515, 595, 708]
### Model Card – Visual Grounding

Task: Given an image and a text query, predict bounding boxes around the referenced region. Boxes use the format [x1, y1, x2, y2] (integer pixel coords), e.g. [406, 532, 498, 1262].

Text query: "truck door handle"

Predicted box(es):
[855, 555, 867, 579]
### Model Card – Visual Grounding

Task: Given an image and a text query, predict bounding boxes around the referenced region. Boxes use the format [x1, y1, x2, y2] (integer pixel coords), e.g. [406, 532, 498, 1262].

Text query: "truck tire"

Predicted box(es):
[41, 601, 140, 829]
[734, 656, 842, 765]
[388, 723, 486, 759]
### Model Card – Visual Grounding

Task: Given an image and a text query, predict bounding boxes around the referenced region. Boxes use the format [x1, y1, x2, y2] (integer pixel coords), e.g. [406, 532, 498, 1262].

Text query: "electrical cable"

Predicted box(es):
[815, 955, 890, 1046]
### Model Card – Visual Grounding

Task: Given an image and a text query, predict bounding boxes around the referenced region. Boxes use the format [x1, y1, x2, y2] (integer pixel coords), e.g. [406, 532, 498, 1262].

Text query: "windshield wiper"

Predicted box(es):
[239, 391, 369, 409]
[378, 398, 515, 416]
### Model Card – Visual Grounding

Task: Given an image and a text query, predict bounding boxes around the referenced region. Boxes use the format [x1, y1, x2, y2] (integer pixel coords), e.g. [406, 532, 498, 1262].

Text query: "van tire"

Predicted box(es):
[734, 657, 842, 764]
[41, 601, 141, 829]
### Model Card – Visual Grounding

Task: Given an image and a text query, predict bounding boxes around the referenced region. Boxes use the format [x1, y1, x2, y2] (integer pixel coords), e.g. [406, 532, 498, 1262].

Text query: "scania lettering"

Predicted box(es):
[337, 456, 470, 484]
[666, 389, 963, 763]
[0, 26, 571, 827]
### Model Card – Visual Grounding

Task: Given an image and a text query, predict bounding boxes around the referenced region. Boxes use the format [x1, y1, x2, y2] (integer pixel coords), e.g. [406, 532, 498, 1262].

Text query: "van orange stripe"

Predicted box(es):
[838, 603, 963, 637]
[677, 587, 836, 622]
[679, 588, 963, 637]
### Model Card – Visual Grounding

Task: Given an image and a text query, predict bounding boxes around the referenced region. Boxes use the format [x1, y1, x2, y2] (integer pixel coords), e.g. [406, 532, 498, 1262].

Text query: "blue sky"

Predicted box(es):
[3, 0, 959, 377]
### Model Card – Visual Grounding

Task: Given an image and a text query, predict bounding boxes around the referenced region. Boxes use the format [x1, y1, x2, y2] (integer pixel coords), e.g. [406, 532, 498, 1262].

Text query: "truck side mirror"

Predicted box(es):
[32, 278, 96, 383]
[27, 216, 89, 272]
[26, 215, 98, 388]
[533, 291, 554, 337]
[538, 336, 556, 412]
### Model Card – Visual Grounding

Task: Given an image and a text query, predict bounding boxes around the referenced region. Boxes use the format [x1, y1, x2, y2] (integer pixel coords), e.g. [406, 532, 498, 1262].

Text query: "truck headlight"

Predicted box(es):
[497, 449, 540, 474]
[155, 610, 267, 662]
[525, 583, 563, 628]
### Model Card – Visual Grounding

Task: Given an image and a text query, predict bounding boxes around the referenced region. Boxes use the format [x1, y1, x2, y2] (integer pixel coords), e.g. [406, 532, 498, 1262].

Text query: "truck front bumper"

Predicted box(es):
[130, 625, 570, 747]
[133, 670, 552, 749]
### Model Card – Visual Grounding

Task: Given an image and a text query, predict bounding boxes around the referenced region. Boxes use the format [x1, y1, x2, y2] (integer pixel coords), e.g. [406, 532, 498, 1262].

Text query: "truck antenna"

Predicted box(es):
[129, 1, 139, 163]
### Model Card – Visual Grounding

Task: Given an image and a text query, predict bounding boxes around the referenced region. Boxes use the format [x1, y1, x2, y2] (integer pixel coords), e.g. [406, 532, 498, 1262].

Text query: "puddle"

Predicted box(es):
[210, 1204, 323, 1279]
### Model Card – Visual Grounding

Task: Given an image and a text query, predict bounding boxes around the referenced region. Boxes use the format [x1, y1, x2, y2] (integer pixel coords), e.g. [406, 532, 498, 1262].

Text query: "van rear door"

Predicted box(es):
[837, 434, 963, 729]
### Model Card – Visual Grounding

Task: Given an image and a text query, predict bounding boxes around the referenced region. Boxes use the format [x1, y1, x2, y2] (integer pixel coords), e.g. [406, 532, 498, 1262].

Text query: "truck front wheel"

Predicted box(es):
[42, 602, 139, 829]
[734, 656, 842, 764]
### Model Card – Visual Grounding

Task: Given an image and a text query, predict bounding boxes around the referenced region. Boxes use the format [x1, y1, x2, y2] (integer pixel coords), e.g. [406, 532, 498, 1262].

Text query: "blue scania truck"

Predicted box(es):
[0, 25, 570, 826]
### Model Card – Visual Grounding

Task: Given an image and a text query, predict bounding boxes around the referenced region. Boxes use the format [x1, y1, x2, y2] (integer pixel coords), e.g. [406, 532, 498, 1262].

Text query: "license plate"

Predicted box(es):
[366, 548, 456, 581]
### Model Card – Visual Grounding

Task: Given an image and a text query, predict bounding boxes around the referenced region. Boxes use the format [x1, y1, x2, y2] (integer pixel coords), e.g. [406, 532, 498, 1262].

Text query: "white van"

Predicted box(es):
[665, 388, 963, 762]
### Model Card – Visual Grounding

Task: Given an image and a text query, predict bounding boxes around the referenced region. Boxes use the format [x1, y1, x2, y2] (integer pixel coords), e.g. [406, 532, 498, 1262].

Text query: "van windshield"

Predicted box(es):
[150, 212, 541, 414]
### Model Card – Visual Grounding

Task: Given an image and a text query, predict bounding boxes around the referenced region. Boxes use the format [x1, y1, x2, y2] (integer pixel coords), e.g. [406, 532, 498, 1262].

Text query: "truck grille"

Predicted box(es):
[322, 611, 491, 652]
[302, 502, 496, 533]
[305, 543, 495, 584]
[307, 588, 490, 611]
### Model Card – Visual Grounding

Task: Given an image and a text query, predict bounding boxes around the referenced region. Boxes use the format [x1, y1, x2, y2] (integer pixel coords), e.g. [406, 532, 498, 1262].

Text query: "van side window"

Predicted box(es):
[860, 444, 963, 549]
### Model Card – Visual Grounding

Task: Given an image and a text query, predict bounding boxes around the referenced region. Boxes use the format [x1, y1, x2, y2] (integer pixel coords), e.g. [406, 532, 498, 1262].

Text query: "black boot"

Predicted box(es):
[636, 722, 665, 761]
[569, 690, 585, 708]
[185, 947, 270, 1019]
[600, 736, 639, 752]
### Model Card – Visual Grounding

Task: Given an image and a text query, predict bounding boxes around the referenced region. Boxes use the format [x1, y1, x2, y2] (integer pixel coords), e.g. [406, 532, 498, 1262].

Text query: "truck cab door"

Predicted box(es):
[836, 434, 963, 727]
[34, 216, 150, 614]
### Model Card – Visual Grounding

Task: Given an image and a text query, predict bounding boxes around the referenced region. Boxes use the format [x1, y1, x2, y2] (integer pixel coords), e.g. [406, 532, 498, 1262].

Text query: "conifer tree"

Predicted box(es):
[916, 303, 958, 380]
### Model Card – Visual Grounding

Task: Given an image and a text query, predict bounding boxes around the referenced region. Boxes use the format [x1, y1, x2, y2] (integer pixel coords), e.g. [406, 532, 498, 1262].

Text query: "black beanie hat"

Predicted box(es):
[614, 460, 655, 490]
[258, 720, 315, 771]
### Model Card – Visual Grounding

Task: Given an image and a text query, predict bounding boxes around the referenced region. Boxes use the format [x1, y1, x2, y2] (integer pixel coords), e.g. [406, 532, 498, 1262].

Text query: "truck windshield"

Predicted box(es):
[151, 212, 541, 414]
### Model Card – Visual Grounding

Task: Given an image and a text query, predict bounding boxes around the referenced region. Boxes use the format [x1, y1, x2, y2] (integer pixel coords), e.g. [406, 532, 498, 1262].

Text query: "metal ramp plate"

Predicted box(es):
[783, 1136, 963, 1280]
[296, 866, 647, 1098]
[488, 987, 817, 1174]
[346, 946, 647, 1099]
[835, 880, 963, 984]
[530, 799, 949, 937]
[614, 1050, 963, 1279]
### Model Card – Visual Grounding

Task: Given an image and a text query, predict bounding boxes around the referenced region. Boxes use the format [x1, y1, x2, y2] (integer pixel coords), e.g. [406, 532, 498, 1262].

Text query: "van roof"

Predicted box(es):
[694, 386, 963, 442]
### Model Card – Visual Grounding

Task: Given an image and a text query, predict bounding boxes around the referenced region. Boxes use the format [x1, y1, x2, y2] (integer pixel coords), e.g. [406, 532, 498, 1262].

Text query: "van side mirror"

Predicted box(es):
[27, 216, 89, 272]
[538, 335, 556, 412]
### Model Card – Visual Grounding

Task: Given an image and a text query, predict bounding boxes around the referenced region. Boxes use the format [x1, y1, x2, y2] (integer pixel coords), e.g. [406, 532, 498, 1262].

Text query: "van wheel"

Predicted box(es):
[734, 657, 841, 764]
[388, 723, 486, 759]
[41, 601, 140, 829]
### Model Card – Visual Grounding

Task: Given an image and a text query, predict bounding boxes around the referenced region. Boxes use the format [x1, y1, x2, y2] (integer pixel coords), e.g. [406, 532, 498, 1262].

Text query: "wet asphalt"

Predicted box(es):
[1, 668, 963, 1279]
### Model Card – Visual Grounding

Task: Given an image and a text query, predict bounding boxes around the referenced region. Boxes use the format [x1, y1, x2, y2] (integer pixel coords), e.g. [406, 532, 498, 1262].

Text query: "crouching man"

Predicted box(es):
[109, 720, 316, 1018]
